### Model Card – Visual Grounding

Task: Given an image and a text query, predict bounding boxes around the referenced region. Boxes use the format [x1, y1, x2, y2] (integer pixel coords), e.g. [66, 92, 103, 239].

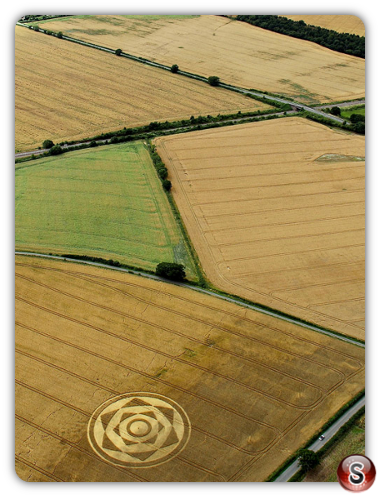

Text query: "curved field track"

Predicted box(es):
[15, 256, 364, 481]
[155, 118, 365, 340]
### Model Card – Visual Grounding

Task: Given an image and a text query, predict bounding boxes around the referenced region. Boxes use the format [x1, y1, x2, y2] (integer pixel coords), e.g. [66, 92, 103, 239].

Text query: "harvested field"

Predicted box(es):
[280, 15, 365, 36]
[15, 26, 268, 152]
[155, 118, 365, 339]
[41, 15, 365, 104]
[15, 141, 197, 279]
[15, 255, 364, 482]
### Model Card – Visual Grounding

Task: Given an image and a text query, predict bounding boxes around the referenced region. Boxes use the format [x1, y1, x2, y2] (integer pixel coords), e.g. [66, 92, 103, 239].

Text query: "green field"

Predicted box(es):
[341, 105, 365, 120]
[15, 141, 197, 278]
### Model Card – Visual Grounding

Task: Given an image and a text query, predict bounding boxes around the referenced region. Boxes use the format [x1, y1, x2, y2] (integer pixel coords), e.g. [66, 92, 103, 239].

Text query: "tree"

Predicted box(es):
[158, 167, 168, 180]
[297, 449, 321, 472]
[351, 121, 365, 134]
[115, 48, 122, 56]
[156, 262, 186, 282]
[49, 144, 63, 155]
[163, 179, 172, 191]
[330, 106, 341, 116]
[42, 139, 54, 149]
[171, 64, 179, 73]
[350, 113, 365, 123]
[57, 31, 63, 39]
[208, 76, 220, 87]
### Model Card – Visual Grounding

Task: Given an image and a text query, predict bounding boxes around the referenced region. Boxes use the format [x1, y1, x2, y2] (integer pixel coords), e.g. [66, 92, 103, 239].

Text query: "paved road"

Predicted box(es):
[275, 396, 365, 482]
[16, 25, 366, 482]
[15, 251, 366, 482]
[14, 251, 364, 348]
[15, 143, 79, 159]
[316, 100, 365, 110]
[219, 83, 347, 124]
[15, 95, 359, 160]
[15, 149, 48, 158]
[15, 110, 296, 160]
[16, 22, 356, 132]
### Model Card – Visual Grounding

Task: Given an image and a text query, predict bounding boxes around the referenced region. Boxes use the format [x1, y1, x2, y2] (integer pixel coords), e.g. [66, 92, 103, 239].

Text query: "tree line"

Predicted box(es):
[19, 15, 71, 22]
[235, 15, 365, 58]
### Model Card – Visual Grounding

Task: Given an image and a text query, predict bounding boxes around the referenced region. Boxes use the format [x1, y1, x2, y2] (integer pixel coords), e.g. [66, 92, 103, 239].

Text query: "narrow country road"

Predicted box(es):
[14, 251, 364, 349]
[15, 251, 366, 483]
[15, 96, 363, 160]
[275, 396, 365, 482]
[15, 22, 364, 161]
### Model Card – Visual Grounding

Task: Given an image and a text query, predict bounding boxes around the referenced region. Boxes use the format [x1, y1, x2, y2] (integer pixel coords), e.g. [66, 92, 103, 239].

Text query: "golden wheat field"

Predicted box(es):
[41, 15, 365, 104]
[15, 256, 364, 482]
[15, 26, 268, 152]
[155, 118, 365, 340]
[280, 15, 365, 36]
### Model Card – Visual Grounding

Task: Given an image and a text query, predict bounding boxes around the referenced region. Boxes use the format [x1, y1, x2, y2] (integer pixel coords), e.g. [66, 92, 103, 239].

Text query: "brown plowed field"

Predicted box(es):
[154, 118, 365, 339]
[15, 26, 268, 152]
[15, 256, 364, 481]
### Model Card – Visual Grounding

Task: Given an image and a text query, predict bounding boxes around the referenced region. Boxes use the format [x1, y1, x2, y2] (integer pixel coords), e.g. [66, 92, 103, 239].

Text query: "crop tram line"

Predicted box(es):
[15, 261, 363, 448]
[16, 319, 278, 456]
[15, 251, 364, 349]
[15, 318, 363, 478]
[15, 264, 355, 391]
[16, 21, 361, 132]
[16, 394, 226, 482]
[16, 261, 361, 364]
[15, 24, 364, 167]
[15, 300, 281, 440]
[15, 22, 366, 482]
[25, 285, 363, 479]
[16, 262, 359, 369]
[16, 286, 320, 416]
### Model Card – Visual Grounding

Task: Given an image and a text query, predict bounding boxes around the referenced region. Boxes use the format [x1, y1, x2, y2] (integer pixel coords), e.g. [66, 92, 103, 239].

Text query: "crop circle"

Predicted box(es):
[87, 392, 191, 468]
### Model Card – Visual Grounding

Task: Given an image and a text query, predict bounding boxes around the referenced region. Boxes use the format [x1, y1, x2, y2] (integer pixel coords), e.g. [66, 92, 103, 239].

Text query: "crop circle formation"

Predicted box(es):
[87, 392, 191, 468]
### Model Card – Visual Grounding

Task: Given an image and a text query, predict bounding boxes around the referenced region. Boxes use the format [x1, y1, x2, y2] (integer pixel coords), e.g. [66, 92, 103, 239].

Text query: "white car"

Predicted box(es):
[319, 435, 325, 441]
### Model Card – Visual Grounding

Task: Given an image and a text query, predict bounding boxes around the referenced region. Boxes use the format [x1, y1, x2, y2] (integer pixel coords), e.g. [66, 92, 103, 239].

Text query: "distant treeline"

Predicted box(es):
[234, 15, 365, 58]
[19, 15, 72, 22]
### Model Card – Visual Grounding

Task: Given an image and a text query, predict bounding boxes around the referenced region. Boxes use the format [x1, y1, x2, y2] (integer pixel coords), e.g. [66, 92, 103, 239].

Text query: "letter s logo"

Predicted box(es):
[349, 462, 365, 485]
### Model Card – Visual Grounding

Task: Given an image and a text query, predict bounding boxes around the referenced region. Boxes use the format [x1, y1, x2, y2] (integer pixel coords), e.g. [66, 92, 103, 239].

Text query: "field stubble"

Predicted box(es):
[40, 14, 365, 105]
[154, 118, 365, 339]
[15, 25, 268, 152]
[15, 256, 364, 481]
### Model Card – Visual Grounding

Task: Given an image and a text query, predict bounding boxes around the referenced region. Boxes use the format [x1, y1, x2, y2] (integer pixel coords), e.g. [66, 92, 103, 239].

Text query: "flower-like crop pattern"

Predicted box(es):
[88, 393, 191, 468]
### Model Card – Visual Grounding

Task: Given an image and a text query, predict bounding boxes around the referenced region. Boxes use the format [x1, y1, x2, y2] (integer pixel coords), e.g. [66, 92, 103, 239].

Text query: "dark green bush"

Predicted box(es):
[156, 262, 186, 281]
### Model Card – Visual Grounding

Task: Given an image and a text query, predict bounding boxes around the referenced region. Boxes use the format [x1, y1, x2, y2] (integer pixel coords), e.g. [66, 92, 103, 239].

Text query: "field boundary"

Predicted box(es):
[16, 22, 356, 127]
[267, 390, 365, 481]
[14, 251, 365, 349]
[15, 17, 366, 484]
[15, 141, 200, 279]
